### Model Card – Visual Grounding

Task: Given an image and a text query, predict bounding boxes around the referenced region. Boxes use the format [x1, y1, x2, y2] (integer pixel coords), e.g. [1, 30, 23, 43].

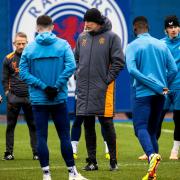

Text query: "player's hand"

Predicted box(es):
[162, 87, 169, 95]
[44, 86, 59, 100]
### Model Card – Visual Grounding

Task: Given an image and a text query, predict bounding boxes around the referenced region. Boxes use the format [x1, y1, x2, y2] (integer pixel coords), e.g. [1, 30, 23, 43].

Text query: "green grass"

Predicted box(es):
[0, 121, 179, 180]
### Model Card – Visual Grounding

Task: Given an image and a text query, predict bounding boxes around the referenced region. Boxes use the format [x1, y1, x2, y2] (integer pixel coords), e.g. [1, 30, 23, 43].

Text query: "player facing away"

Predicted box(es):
[19, 15, 87, 180]
[125, 16, 177, 180]
[139, 15, 180, 161]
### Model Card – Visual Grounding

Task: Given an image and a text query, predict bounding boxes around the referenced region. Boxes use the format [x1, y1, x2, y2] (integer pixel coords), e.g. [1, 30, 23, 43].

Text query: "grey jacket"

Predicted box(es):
[75, 17, 125, 117]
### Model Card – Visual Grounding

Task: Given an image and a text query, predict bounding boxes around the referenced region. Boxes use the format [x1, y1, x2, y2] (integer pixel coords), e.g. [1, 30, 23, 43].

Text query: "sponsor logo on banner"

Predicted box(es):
[12, 0, 128, 96]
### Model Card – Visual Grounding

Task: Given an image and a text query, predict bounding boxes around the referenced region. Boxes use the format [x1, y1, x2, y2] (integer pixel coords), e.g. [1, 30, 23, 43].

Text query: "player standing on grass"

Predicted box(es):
[71, 25, 110, 161]
[139, 15, 180, 161]
[2, 32, 38, 161]
[157, 15, 180, 160]
[74, 8, 124, 171]
[125, 16, 177, 180]
[19, 15, 87, 180]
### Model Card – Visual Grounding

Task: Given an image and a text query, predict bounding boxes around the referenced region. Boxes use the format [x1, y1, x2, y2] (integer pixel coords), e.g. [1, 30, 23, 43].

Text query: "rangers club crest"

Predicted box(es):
[12, 0, 128, 96]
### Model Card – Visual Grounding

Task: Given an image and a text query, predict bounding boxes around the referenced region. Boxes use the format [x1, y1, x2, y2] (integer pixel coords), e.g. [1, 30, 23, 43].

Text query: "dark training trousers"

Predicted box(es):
[6, 102, 37, 154]
[156, 90, 180, 141]
[132, 95, 165, 157]
[32, 103, 75, 168]
[83, 116, 116, 162]
[71, 115, 108, 142]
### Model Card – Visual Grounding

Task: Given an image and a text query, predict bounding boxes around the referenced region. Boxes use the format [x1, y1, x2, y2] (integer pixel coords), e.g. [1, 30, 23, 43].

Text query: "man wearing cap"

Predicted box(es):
[125, 16, 177, 180]
[74, 8, 124, 171]
[157, 15, 180, 160]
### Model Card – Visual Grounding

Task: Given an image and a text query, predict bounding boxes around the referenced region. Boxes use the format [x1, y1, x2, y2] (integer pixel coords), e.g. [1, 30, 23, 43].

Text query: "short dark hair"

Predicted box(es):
[133, 16, 149, 30]
[133, 16, 148, 26]
[36, 15, 53, 27]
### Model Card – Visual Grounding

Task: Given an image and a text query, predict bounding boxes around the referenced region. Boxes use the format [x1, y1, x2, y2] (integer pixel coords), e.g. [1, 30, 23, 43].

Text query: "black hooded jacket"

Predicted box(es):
[75, 17, 125, 117]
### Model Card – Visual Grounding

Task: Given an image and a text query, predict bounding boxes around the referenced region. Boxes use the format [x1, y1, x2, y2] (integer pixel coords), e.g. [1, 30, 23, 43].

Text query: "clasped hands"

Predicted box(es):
[162, 87, 169, 95]
[44, 86, 59, 100]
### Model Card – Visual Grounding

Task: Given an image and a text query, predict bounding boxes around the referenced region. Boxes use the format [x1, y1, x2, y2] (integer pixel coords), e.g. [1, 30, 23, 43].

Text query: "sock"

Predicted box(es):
[148, 153, 155, 162]
[42, 166, 50, 175]
[104, 141, 109, 154]
[68, 166, 78, 176]
[172, 140, 180, 153]
[71, 141, 79, 154]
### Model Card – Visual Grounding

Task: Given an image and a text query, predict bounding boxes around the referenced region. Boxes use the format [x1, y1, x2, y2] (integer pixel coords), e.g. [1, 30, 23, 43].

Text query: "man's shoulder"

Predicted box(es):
[126, 37, 146, 52]
[160, 36, 166, 42]
[54, 37, 69, 47]
[106, 30, 116, 36]
[77, 32, 88, 39]
[127, 38, 138, 48]
[25, 41, 37, 50]
[151, 36, 167, 48]
[103, 30, 119, 38]
[6, 52, 15, 60]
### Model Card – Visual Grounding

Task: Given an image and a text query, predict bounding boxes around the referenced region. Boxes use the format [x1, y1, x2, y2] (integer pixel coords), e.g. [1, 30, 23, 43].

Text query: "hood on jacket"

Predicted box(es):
[35, 32, 57, 45]
[89, 16, 112, 36]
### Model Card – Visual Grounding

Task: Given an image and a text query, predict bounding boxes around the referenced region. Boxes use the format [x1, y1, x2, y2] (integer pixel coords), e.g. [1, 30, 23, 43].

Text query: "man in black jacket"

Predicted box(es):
[2, 32, 38, 160]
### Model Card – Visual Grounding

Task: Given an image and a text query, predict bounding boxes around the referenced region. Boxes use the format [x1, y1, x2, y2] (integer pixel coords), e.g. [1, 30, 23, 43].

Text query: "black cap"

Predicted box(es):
[164, 15, 179, 28]
[83, 8, 104, 25]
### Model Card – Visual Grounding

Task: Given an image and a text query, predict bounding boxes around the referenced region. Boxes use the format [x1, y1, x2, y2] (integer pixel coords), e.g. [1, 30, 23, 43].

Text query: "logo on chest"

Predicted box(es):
[81, 38, 87, 47]
[12, 61, 19, 73]
[99, 37, 105, 45]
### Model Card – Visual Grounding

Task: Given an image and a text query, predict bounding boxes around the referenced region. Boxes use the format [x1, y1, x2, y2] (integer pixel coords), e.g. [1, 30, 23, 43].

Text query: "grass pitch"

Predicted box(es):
[0, 121, 179, 180]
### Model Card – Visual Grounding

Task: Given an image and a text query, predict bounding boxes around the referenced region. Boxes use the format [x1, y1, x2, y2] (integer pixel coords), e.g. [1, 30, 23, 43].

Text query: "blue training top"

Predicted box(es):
[19, 32, 76, 105]
[125, 33, 177, 98]
[161, 34, 180, 90]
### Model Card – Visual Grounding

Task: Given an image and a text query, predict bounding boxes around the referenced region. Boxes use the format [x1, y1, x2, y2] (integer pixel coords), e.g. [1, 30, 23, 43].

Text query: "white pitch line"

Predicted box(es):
[0, 161, 179, 171]
[116, 123, 173, 133]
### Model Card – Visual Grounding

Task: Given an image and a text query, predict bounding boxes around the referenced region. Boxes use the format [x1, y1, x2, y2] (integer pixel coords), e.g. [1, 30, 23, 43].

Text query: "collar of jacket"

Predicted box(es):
[137, 32, 150, 38]
[167, 33, 180, 43]
[15, 51, 22, 57]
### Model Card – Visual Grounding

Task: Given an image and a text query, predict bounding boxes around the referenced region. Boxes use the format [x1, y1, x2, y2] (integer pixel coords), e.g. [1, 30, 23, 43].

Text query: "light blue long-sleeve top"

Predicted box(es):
[19, 32, 76, 105]
[161, 34, 180, 90]
[125, 33, 177, 98]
